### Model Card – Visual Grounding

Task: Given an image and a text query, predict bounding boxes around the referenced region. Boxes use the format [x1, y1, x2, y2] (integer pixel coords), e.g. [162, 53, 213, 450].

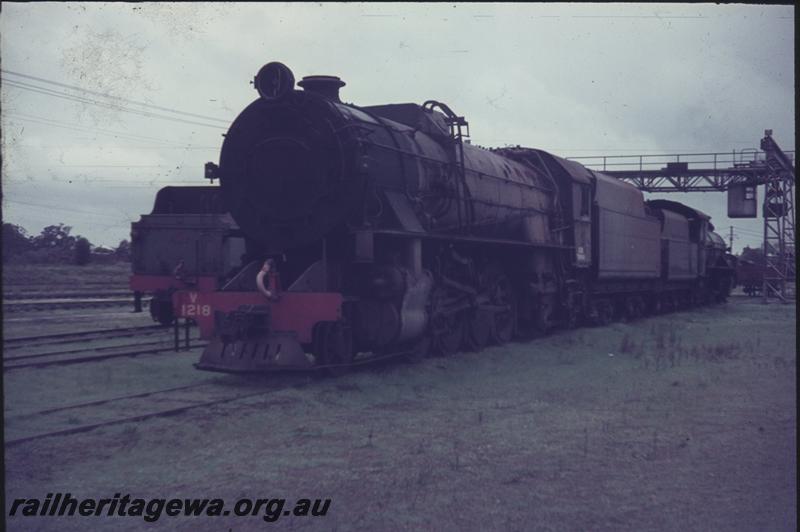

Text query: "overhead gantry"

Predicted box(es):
[568, 131, 795, 302]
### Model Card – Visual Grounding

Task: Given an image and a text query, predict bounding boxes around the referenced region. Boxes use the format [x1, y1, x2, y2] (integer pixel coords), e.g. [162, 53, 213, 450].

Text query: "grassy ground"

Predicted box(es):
[2, 262, 131, 292]
[3, 298, 796, 531]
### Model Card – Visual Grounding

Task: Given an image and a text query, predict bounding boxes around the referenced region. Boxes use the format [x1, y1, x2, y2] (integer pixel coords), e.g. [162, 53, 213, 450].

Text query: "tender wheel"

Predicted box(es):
[651, 296, 662, 315]
[662, 293, 676, 313]
[430, 286, 464, 356]
[597, 300, 614, 326]
[622, 297, 638, 322]
[624, 296, 644, 321]
[149, 291, 174, 326]
[689, 289, 701, 307]
[635, 296, 648, 317]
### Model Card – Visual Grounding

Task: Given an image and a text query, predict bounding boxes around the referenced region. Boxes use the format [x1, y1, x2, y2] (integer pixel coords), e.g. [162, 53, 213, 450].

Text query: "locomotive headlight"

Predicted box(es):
[254, 62, 295, 100]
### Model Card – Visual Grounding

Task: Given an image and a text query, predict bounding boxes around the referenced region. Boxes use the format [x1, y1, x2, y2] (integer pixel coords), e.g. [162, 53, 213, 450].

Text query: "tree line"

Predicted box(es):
[2, 223, 130, 265]
[738, 246, 766, 266]
[1, 221, 775, 267]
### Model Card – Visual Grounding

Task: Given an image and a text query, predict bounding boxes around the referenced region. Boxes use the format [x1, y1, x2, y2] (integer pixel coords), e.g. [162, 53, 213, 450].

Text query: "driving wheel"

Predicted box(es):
[430, 286, 464, 356]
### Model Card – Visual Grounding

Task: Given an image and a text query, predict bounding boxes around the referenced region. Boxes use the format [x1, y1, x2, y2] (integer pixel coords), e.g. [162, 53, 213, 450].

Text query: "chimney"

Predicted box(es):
[297, 75, 345, 102]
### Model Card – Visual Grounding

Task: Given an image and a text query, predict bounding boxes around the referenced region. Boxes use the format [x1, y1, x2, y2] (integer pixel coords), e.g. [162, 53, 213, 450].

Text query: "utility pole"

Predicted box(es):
[729, 226, 735, 251]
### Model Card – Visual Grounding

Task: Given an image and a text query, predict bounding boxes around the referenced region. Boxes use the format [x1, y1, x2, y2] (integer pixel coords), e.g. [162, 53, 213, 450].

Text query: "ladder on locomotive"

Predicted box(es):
[423, 100, 472, 232]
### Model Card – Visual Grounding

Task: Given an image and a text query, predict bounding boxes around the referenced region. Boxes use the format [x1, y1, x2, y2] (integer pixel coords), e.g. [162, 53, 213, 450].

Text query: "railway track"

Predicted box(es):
[4, 324, 166, 347]
[3, 342, 204, 370]
[3, 325, 201, 370]
[4, 310, 156, 324]
[3, 296, 145, 313]
[3, 290, 133, 300]
[4, 375, 313, 447]
[3, 346, 423, 446]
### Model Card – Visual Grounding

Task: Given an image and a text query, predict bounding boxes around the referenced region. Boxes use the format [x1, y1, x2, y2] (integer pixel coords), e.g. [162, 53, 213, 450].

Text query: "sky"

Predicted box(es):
[0, 2, 794, 252]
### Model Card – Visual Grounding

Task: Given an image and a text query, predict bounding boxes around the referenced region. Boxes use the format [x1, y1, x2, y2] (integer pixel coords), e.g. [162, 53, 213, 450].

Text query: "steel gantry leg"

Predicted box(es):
[761, 130, 796, 303]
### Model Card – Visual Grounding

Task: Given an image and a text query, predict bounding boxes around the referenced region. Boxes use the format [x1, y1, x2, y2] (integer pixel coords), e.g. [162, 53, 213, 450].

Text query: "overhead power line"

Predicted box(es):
[1, 69, 231, 124]
[13, 144, 219, 150]
[731, 225, 764, 237]
[3, 199, 131, 220]
[4, 112, 206, 147]
[4, 177, 201, 186]
[25, 164, 166, 168]
[4, 79, 227, 130]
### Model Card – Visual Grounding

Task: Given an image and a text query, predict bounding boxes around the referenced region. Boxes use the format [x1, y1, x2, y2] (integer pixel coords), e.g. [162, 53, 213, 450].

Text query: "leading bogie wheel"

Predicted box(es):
[314, 321, 353, 375]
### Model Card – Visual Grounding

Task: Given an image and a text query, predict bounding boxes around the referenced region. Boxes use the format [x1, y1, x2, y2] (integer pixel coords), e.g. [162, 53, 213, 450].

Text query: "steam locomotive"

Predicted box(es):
[131, 62, 736, 373]
[129, 186, 244, 325]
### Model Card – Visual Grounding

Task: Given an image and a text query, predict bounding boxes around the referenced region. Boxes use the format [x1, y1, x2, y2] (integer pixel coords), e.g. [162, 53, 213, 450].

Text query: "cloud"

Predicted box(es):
[0, 2, 794, 250]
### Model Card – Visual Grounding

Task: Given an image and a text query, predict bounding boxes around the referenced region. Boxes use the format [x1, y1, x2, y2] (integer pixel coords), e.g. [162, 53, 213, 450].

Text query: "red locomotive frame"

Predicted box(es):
[172, 271, 343, 371]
